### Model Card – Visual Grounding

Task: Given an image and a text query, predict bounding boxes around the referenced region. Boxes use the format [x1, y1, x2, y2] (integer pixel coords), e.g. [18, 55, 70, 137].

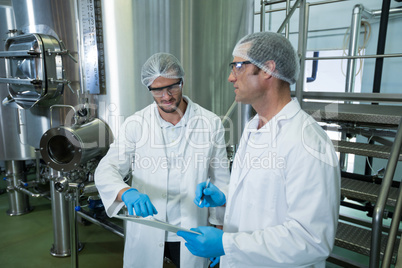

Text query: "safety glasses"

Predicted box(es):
[229, 61, 252, 77]
[148, 79, 183, 98]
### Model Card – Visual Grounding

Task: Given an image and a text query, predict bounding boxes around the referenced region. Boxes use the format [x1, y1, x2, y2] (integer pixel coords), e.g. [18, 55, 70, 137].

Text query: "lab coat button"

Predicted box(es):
[159, 243, 164, 247]
[162, 193, 167, 198]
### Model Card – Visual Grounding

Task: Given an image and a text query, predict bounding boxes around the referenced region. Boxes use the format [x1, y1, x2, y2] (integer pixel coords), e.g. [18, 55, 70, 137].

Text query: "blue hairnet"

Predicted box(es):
[233, 32, 300, 85]
[141, 53, 185, 87]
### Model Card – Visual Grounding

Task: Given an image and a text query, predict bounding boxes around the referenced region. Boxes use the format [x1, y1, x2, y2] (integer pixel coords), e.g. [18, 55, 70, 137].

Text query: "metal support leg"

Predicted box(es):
[67, 190, 80, 268]
[5, 160, 32, 216]
[50, 171, 71, 257]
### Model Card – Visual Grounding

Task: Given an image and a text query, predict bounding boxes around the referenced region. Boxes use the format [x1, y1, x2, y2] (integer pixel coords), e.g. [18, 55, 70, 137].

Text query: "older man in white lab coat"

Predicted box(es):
[95, 53, 230, 268]
[178, 32, 341, 268]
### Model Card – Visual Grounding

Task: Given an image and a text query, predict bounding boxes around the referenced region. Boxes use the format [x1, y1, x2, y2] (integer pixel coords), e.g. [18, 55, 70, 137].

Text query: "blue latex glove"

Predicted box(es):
[209, 257, 220, 267]
[193, 182, 226, 208]
[177, 226, 225, 258]
[121, 188, 158, 217]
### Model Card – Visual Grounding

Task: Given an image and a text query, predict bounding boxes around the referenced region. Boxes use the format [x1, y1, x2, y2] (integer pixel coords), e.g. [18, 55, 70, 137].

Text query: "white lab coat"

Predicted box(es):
[220, 99, 340, 268]
[95, 96, 230, 268]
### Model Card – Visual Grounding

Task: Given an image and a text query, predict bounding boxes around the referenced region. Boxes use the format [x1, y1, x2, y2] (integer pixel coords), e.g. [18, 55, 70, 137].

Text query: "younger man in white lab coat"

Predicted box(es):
[95, 53, 230, 268]
[178, 32, 341, 268]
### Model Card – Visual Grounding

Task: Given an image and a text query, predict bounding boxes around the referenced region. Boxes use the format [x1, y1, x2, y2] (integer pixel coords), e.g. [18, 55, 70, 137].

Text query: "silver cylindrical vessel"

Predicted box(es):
[50, 169, 70, 257]
[40, 118, 113, 172]
[5, 160, 32, 216]
[0, 5, 36, 161]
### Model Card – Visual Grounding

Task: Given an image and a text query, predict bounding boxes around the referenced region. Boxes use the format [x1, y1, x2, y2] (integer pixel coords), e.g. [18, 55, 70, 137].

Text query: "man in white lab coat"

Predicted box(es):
[95, 53, 230, 268]
[178, 32, 341, 268]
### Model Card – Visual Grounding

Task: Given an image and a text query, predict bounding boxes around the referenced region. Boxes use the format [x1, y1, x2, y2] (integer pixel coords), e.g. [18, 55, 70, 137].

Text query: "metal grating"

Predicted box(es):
[332, 140, 402, 161]
[302, 102, 402, 126]
[341, 177, 398, 206]
[335, 222, 399, 264]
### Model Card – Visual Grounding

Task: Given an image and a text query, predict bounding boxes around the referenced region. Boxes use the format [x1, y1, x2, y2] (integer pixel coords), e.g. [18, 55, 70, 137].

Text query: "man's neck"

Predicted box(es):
[254, 91, 291, 130]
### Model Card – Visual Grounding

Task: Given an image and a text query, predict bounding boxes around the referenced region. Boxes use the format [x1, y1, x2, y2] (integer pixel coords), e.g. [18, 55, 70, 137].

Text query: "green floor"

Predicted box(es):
[0, 185, 380, 268]
[0, 191, 124, 268]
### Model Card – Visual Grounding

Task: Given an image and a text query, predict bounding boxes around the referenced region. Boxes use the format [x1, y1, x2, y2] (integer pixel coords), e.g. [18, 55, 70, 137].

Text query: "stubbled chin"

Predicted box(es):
[159, 104, 177, 113]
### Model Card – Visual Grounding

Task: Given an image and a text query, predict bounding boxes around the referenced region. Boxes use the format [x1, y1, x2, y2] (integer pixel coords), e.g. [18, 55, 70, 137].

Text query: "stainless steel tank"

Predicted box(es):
[0, 4, 37, 161]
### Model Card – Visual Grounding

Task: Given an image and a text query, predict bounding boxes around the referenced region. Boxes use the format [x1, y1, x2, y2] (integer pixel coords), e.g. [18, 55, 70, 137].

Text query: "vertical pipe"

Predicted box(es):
[365, 0, 391, 178]
[343, 5, 363, 173]
[68, 190, 79, 268]
[260, 0, 265, 31]
[370, 2, 392, 266]
[295, 0, 309, 105]
[285, 0, 290, 39]
[5, 160, 32, 216]
[49, 169, 70, 257]
[370, 119, 402, 268]
[345, 5, 362, 94]
[383, 168, 402, 268]
[372, 0, 391, 94]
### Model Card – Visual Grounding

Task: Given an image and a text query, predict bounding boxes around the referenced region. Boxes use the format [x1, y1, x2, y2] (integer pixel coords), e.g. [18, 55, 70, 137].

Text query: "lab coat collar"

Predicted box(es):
[244, 98, 301, 133]
[150, 95, 197, 157]
[235, 98, 301, 184]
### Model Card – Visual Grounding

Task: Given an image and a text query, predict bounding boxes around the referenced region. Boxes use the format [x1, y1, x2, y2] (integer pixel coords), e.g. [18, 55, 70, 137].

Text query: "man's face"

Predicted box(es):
[149, 76, 183, 114]
[228, 56, 264, 105]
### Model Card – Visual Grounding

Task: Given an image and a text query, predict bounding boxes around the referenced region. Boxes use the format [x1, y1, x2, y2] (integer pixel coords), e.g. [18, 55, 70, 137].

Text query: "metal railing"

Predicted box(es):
[258, 1, 402, 267]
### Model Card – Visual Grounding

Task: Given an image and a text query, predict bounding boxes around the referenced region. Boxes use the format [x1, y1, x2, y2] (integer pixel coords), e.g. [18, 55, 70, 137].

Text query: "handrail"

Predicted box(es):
[378, 119, 402, 267]
[306, 53, 402, 60]
[258, 0, 402, 267]
[371, 118, 402, 268]
[276, 0, 302, 33]
[293, 92, 402, 103]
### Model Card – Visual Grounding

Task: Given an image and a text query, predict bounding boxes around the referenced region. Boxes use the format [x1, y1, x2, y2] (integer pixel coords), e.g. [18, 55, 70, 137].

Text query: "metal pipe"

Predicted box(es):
[345, 4, 363, 94]
[277, 0, 302, 34]
[298, 91, 402, 103]
[221, 101, 237, 127]
[305, 53, 402, 60]
[366, 0, 392, 213]
[49, 104, 77, 128]
[372, 0, 391, 95]
[4, 160, 32, 216]
[383, 166, 402, 267]
[371, 118, 402, 268]
[68, 190, 79, 268]
[13, 185, 48, 198]
[82, 182, 98, 195]
[285, 0, 290, 39]
[306, 51, 319, 82]
[77, 210, 124, 238]
[371, 7, 402, 18]
[295, 0, 309, 105]
[260, 0, 266, 31]
[49, 168, 71, 257]
[256, 0, 348, 14]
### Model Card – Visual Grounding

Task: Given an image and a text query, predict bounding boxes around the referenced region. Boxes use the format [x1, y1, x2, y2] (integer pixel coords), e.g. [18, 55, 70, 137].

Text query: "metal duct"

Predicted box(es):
[40, 118, 113, 172]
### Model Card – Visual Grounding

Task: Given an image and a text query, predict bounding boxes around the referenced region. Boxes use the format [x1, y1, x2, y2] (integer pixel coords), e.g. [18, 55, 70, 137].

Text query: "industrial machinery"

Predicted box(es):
[0, 0, 254, 267]
[258, 1, 402, 267]
[4, 0, 400, 267]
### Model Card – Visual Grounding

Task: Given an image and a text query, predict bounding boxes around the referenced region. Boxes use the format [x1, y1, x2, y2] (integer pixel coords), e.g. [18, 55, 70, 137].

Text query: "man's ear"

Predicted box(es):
[266, 60, 275, 73]
[261, 60, 276, 79]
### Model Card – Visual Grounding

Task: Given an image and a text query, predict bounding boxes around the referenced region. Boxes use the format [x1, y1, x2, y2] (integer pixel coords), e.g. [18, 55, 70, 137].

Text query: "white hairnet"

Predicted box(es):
[141, 52, 185, 87]
[232, 32, 300, 85]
